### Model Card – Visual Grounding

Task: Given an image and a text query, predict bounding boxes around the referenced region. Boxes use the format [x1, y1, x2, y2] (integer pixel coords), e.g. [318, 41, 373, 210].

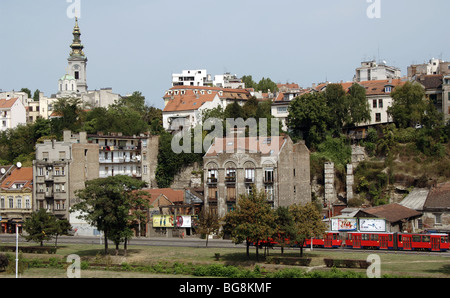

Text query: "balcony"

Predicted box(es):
[207, 177, 218, 185]
[225, 176, 236, 184]
[244, 178, 254, 184]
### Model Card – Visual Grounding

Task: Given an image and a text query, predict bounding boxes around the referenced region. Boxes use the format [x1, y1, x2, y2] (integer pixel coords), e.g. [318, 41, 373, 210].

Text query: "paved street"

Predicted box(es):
[0, 234, 245, 249]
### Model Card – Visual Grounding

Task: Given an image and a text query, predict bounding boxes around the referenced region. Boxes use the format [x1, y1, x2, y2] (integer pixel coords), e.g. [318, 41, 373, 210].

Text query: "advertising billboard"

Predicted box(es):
[359, 218, 386, 232]
[176, 216, 192, 228]
[152, 215, 174, 228]
[330, 218, 358, 231]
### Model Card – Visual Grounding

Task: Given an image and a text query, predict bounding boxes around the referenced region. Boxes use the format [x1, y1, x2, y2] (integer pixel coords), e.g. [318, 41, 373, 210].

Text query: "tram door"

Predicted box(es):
[402, 235, 412, 250]
[353, 234, 361, 249]
[431, 236, 440, 251]
[380, 235, 389, 249]
[324, 234, 333, 248]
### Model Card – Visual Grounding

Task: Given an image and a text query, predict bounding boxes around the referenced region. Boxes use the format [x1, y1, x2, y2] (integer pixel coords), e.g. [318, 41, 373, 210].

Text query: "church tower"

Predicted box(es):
[66, 17, 88, 94]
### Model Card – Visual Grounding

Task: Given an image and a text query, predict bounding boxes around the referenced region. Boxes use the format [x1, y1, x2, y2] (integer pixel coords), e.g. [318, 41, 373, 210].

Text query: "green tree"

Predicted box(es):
[274, 206, 296, 254]
[241, 75, 257, 89]
[388, 81, 427, 128]
[20, 88, 32, 99]
[257, 77, 279, 93]
[224, 189, 277, 261]
[53, 218, 72, 248]
[195, 208, 220, 247]
[71, 175, 149, 255]
[287, 92, 332, 149]
[23, 209, 58, 246]
[33, 89, 40, 101]
[289, 202, 327, 257]
[346, 83, 371, 128]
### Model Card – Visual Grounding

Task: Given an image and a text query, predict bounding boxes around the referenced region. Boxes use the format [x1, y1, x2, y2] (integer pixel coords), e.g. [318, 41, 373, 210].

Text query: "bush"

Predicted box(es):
[0, 254, 9, 271]
[323, 258, 370, 269]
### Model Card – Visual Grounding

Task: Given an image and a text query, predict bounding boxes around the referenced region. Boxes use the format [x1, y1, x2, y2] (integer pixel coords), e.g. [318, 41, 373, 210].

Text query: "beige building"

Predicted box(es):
[33, 131, 99, 220]
[203, 135, 311, 218]
[0, 166, 33, 233]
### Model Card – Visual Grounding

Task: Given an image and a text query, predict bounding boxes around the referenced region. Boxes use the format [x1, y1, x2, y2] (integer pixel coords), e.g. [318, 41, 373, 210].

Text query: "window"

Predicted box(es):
[373, 100, 377, 108]
[264, 168, 274, 183]
[25, 196, 30, 209]
[378, 99, 383, 108]
[434, 213, 442, 224]
[8, 197, 13, 208]
[17, 197, 22, 209]
[208, 187, 217, 200]
[207, 169, 218, 184]
[226, 186, 236, 200]
[75, 71, 79, 79]
[0, 196, 4, 208]
[225, 168, 236, 183]
[385, 86, 392, 93]
[265, 185, 274, 200]
[375, 113, 381, 122]
[277, 107, 288, 113]
[38, 167, 44, 176]
[245, 168, 255, 183]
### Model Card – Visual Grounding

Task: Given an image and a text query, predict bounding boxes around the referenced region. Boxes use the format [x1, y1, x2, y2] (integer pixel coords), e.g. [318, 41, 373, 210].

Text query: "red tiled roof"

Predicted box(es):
[141, 188, 184, 205]
[424, 182, 450, 209]
[0, 98, 19, 109]
[359, 203, 421, 223]
[1, 167, 33, 190]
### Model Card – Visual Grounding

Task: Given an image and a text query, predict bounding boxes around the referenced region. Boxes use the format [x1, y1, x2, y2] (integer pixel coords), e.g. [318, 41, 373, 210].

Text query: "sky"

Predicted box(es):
[0, 0, 449, 109]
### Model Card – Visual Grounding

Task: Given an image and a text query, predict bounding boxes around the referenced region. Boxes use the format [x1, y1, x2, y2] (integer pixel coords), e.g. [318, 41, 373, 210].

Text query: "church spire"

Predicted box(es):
[69, 17, 85, 57]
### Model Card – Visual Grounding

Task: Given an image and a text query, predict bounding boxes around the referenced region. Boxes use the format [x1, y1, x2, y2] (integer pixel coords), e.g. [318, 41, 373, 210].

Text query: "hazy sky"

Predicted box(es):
[1, 0, 449, 109]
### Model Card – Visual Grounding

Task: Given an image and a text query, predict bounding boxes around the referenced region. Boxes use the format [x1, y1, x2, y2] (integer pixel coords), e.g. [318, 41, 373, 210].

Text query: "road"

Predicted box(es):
[0, 234, 245, 249]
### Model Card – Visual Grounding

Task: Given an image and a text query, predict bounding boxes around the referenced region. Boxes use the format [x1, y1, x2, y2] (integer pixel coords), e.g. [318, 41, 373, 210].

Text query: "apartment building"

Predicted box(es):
[33, 131, 99, 220]
[0, 165, 33, 233]
[0, 97, 26, 131]
[162, 85, 252, 131]
[87, 132, 159, 188]
[203, 135, 311, 218]
[354, 60, 401, 82]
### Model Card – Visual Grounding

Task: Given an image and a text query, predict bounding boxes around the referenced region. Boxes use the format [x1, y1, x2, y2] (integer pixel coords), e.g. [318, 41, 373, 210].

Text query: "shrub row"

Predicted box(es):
[265, 256, 312, 266]
[0, 246, 57, 254]
[324, 258, 371, 269]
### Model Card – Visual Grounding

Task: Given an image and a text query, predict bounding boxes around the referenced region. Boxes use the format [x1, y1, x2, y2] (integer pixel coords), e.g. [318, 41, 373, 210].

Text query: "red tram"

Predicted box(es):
[345, 232, 449, 252]
[253, 231, 449, 252]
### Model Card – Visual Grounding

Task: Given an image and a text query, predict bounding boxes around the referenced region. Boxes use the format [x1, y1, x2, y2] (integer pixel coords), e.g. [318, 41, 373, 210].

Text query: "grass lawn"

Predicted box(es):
[1, 242, 450, 278]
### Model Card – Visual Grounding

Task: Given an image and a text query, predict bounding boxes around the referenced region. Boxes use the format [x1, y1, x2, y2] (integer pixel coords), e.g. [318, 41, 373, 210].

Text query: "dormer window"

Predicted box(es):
[385, 86, 392, 93]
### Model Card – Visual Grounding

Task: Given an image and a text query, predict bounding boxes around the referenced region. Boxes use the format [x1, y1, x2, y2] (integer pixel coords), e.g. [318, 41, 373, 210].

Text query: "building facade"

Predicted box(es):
[0, 166, 33, 233]
[162, 85, 252, 131]
[203, 135, 311, 219]
[86, 132, 159, 188]
[355, 60, 401, 82]
[0, 97, 27, 131]
[33, 131, 99, 220]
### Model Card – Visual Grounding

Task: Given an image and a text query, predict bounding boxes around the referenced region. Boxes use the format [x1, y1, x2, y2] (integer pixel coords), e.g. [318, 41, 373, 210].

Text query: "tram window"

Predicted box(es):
[372, 234, 378, 241]
[362, 234, 369, 241]
[347, 234, 352, 240]
[389, 235, 392, 241]
[422, 235, 430, 242]
[412, 235, 421, 242]
[441, 236, 448, 243]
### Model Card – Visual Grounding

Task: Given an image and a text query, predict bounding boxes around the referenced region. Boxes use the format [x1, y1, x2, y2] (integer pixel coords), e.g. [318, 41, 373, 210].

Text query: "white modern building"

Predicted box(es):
[0, 97, 26, 131]
[354, 60, 401, 82]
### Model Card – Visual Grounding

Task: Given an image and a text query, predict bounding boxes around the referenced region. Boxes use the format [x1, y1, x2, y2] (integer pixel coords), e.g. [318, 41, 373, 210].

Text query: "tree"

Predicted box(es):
[346, 83, 371, 128]
[289, 202, 327, 257]
[71, 175, 149, 255]
[388, 81, 427, 128]
[195, 208, 220, 247]
[224, 189, 277, 260]
[257, 77, 278, 93]
[53, 219, 72, 248]
[20, 88, 32, 99]
[241, 75, 257, 89]
[23, 209, 58, 246]
[287, 92, 332, 149]
[274, 206, 296, 254]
